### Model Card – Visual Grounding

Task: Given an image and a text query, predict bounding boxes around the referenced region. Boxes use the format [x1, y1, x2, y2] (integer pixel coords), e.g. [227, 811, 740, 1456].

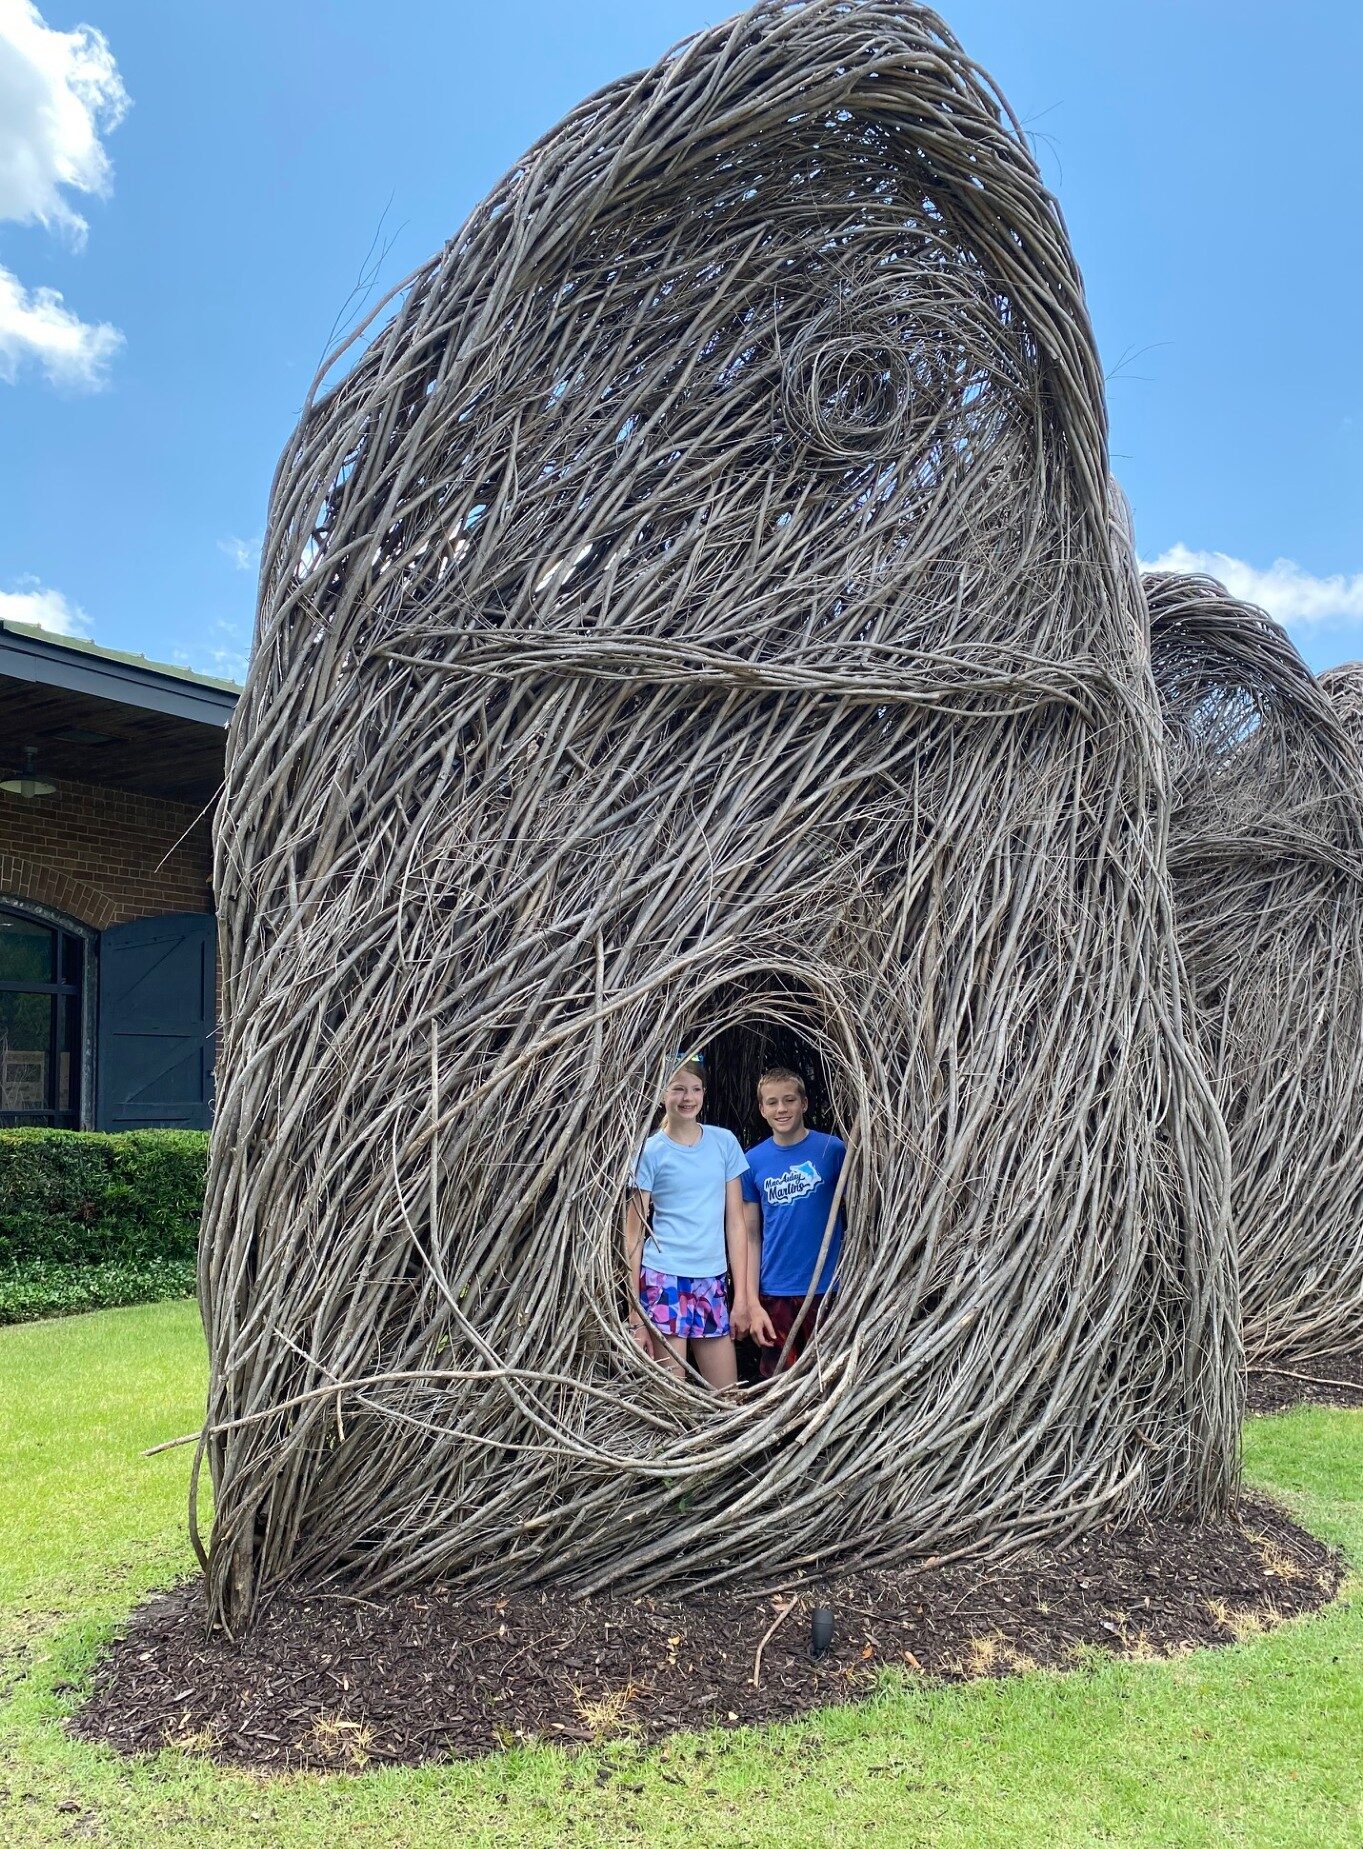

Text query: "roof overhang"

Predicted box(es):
[0, 620, 239, 727]
[0, 621, 241, 807]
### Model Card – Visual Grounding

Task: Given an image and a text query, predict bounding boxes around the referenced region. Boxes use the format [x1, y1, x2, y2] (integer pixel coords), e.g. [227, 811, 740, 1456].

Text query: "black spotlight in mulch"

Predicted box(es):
[809, 1606, 835, 1660]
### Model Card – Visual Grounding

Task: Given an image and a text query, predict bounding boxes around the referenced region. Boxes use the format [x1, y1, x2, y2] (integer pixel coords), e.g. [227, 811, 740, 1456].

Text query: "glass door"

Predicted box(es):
[0, 908, 85, 1127]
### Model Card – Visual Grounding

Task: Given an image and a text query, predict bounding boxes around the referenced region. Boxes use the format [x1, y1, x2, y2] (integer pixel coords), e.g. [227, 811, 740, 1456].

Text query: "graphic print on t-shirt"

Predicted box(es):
[763, 1159, 822, 1206]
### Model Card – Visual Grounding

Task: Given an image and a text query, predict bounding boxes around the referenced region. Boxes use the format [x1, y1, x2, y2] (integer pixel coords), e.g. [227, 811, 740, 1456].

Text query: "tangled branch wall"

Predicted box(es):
[1147, 573, 1363, 1362]
[198, 0, 1240, 1630]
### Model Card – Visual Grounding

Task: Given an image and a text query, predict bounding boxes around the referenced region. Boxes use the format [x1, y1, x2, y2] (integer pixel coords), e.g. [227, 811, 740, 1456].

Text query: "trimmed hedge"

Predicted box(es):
[0, 1129, 206, 1322]
[0, 1256, 199, 1324]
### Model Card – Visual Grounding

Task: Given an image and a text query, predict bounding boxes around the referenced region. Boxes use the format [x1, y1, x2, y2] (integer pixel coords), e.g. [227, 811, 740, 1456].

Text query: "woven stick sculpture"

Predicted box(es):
[199, 0, 1240, 1630]
[1147, 573, 1363, 1362]
[1321, 662, 1363, 762]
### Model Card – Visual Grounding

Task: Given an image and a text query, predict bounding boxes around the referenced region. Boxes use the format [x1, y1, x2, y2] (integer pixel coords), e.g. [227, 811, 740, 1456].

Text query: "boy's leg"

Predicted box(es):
[757, 1292, 825, 1378]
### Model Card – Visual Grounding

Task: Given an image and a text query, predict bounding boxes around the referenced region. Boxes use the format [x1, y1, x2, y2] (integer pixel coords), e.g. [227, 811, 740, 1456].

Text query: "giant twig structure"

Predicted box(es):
[199, 0, 1240, 1630]
[1147, 572, 1363, 1363]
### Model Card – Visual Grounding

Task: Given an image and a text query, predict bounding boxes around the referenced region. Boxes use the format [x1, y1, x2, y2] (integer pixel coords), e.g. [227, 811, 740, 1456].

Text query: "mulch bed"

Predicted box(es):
[73, 1493, 1341, 1771]
[1247, 1349, 1363, 1415]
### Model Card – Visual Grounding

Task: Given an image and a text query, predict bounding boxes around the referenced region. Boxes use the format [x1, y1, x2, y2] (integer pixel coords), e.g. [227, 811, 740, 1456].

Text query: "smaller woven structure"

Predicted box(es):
[1320, 662, 1363, 761]
[1147, 572, 1363, 1361]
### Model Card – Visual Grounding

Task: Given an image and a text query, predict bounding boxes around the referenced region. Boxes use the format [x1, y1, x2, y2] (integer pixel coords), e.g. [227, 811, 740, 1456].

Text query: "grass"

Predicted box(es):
[0, 1301, 1359, 1848]
[0, 1299, 206, 1638]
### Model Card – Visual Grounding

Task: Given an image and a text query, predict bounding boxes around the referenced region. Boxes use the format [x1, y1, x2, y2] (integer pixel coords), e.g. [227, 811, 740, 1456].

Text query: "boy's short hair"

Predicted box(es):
[757, 1066, 806, 1098]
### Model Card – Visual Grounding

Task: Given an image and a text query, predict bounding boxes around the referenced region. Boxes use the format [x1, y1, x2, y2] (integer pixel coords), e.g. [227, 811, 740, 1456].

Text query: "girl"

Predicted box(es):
[625, 1057, 751, 1386]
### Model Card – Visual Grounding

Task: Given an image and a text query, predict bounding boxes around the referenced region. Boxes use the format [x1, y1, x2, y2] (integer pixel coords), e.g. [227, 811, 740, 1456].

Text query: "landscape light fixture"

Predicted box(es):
[809, 1605, 835, 1660]
[0, 748, 56, 799]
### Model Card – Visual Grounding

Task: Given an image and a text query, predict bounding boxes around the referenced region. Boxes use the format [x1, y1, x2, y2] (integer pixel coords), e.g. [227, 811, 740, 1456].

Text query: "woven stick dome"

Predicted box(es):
[1147, 572, 1363, 1362]
[199, 0, 1240, 1629]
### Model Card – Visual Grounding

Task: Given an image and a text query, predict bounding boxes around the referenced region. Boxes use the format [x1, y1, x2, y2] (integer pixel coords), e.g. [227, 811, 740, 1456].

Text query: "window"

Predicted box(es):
[0, 906, 87, 1127]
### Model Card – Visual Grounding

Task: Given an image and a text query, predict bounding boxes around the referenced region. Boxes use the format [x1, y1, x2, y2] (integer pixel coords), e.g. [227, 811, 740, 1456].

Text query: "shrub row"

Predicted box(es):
[0, 1256, 199, 1324]
[0, 1129, 206, 1322]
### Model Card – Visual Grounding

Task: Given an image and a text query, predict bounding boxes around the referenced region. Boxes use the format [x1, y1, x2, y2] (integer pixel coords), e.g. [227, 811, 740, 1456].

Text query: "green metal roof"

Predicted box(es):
[0, 619, 244, 694]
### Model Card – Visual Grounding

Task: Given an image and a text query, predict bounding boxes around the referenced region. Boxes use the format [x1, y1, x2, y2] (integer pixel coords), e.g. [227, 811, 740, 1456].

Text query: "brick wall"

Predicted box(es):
[0, 777, 214, 929]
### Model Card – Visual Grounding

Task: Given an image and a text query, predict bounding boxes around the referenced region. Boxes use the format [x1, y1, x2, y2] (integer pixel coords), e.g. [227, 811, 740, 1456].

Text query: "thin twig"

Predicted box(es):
[1251, 1364, 1362, 1392]
[752, 1597, 799, 1687]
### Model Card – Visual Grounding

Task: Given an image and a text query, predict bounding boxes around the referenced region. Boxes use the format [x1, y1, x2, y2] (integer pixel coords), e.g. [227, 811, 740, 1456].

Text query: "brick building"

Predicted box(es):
[0, 619, 238, 1130]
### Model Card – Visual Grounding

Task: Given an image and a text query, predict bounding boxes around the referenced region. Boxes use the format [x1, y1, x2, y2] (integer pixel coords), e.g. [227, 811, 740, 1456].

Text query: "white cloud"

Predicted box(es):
[0, 261, 120, 385]
[0, 0, 127, 240]
[1140, 544, 1363, 633]
[0, 576, 92, 636]
[173, 619, 250, 686]
[0, 0, 126, 388]
[218, 535, 260, 573]
[196, 647, 248, 684]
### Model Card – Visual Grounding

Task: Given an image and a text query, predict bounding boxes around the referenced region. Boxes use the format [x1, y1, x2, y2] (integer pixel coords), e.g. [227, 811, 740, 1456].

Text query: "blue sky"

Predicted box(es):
[1, 0, 1360, 682]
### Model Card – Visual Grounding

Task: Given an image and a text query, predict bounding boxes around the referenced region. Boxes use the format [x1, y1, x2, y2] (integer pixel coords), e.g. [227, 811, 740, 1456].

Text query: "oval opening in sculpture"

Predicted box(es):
[640, 969, 862, 1385]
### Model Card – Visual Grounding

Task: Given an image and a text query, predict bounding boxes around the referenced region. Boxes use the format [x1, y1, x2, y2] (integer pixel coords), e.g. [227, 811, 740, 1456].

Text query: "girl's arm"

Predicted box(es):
[624, 1190, 651, 1351]
[743, 1201, 778, 1346]
[724, 1176, 750, 1331]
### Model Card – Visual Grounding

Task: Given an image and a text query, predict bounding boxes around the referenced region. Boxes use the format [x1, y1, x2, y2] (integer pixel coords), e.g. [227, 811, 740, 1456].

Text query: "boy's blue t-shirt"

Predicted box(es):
[741, 1129, 846, 1295]
[632, 1124, 748, 1278]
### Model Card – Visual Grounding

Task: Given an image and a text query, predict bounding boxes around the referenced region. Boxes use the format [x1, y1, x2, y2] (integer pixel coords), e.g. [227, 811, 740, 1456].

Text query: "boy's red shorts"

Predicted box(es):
[757, 1292, 829, 1379]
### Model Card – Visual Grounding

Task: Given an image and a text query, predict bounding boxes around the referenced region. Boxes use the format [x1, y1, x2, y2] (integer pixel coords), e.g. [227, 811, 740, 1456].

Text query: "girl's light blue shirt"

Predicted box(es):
[633, 1124, 748, 1277]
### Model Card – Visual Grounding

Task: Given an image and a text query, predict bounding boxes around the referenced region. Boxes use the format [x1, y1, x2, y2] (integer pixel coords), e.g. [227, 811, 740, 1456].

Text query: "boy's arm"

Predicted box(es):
[743, 1200, 778, 1346]
[624, 1191, 651, 1352]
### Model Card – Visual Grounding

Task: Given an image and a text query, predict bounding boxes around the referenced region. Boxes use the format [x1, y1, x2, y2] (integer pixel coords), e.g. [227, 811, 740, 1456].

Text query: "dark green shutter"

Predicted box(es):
[96, 914, 217, 1130]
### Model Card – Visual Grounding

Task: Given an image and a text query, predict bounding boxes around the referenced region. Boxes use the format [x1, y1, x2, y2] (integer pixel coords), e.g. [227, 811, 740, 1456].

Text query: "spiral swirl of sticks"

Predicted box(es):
[1147, 573, 1363, 1362]
[198, 0, 1240, 1631]
[777, 270, 1011, 473]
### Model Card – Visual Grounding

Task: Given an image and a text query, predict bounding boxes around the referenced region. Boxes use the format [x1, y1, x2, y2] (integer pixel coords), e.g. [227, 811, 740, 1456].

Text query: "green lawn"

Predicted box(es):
[1, 1301, 1360, 1848]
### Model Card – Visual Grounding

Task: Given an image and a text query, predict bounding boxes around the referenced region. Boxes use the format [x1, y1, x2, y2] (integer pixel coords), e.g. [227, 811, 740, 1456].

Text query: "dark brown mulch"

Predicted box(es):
[72, 1494, 1341, 1772]
[1246, 1349, 1363, 1415]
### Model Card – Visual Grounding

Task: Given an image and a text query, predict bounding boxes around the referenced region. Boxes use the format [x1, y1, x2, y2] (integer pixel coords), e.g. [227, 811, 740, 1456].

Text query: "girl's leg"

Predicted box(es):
[690, 1335, 738, 1389]
[644, 1325, 688, 1379]
[638, 1269, 687, 1377]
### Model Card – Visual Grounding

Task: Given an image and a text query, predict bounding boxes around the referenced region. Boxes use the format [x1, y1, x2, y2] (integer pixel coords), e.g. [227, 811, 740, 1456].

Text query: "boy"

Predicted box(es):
[741, 1067, 846, 1377]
